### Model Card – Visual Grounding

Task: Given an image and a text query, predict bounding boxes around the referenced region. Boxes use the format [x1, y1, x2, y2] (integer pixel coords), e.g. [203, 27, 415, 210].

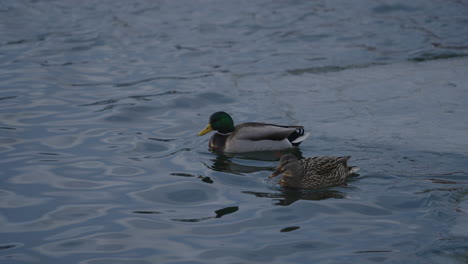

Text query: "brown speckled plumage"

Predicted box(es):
[270, 154, 359, 189]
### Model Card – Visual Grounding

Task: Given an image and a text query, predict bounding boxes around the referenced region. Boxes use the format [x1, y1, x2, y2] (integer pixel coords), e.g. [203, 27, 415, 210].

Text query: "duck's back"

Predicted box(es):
[222, 123, 299, 152]
[297, 156, 350, 189]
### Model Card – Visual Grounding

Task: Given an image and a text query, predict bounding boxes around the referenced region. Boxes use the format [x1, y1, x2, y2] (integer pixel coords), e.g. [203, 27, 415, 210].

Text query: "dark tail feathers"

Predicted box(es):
[287, 128, 307, 146]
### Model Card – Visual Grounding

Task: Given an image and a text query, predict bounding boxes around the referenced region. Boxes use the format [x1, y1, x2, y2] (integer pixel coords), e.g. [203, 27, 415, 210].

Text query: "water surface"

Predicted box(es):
[1, 0, 468, 263]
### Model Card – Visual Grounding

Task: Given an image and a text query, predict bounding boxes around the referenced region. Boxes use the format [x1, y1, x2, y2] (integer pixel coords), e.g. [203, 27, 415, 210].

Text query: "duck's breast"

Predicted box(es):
[209, 133, 228, 151]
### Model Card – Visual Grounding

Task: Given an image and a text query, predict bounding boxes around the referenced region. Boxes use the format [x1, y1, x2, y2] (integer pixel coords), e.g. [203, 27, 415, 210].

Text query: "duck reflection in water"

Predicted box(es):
[205, 148, 304, 175]
[243, 189, 346, 206]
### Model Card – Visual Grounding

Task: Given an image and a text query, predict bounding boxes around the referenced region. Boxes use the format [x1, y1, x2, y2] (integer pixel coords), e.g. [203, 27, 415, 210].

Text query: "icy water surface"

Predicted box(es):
[1, 0, 468, 263]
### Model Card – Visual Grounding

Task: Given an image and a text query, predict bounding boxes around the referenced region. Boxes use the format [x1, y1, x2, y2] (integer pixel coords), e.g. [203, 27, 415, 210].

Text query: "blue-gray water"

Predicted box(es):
[1, 0, 468, 263]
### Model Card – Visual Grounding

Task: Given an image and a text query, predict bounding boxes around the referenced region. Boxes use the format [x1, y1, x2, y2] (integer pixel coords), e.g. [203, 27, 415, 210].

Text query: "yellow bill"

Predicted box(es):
[197, 124, 213, 136]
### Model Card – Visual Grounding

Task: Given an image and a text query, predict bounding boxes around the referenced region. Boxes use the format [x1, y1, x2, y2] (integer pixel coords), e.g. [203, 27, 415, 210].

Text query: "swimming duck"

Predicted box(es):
[269, 154, 359, 189]
[197, 111, 309, 153]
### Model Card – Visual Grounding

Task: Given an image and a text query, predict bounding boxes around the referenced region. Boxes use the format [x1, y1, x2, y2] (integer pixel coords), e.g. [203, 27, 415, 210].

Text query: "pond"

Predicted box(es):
[1, 0, 468, 263]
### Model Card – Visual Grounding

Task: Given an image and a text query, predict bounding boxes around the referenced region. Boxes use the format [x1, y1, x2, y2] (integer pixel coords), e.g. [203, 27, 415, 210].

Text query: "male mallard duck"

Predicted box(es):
[197, 111, 309, 153]
[269, 154, 359, 189]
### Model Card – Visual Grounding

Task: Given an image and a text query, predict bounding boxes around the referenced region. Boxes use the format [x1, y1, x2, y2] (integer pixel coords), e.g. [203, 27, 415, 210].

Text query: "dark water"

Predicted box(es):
[1, 0, 468, 263]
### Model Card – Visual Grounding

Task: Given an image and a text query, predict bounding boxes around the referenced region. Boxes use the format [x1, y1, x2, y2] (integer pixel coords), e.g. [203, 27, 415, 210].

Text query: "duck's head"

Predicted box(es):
[197, 111, 235, 136]
[269, 154, 299, 178]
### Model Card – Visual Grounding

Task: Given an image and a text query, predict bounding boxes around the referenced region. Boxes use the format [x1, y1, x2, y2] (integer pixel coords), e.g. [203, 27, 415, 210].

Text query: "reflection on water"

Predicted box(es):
[172, 206, 239, 223]
[205, 154, 273, 174]
[210, 148, 304, 161]
[243, 189, 345, 206]
[205, 148, 304, 174]
[131, 182, 219, 205]
[1, 204, 116, 233]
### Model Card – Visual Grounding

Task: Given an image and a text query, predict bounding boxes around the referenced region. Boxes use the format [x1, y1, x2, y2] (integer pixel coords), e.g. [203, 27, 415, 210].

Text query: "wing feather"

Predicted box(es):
[233, 123, 303, 141]
[302, 156, 349, 175]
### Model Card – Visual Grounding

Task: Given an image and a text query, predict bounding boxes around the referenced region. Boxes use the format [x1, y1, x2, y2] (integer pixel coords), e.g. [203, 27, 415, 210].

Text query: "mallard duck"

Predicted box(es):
[269, 154, 359, 189]
[197, 111, 309, 153]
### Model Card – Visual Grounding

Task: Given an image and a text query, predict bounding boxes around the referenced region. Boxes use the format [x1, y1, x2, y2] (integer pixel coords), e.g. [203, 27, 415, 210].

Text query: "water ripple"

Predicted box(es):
[0, 189, 48, 208]
[131, 182, 219, 205]
[1, 204, 116, 233]
[71, 74, 214, 87]
[10, 165, 129, 190]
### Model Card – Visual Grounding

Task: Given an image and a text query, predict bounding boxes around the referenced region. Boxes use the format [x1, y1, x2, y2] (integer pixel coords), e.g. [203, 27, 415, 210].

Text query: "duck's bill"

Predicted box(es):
[268, 166, 284, 178]
[269, 167, 282, 178]
[197, 124, 213, 136]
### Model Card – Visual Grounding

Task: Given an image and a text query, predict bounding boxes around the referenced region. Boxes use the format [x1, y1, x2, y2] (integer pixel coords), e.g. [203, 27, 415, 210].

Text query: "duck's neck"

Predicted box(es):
[280, 165, 303, 187]
[209, 133, 228, 151]
[216, 131, 232, 136]
[281, 174, 302, 188]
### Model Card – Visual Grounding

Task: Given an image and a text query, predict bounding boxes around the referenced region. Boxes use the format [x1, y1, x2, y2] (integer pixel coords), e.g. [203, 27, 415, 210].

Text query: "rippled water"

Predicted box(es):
[1, 0, 468, 263]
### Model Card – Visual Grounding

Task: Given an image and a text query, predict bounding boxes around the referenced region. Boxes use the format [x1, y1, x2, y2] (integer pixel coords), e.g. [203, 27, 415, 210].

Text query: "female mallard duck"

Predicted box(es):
[197, 111, 309, 153]
[269, 154, 359, 189]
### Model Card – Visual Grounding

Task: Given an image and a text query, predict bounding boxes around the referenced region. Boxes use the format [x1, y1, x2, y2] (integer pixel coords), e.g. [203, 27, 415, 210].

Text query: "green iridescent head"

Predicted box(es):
[198, 111, 235, 135]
